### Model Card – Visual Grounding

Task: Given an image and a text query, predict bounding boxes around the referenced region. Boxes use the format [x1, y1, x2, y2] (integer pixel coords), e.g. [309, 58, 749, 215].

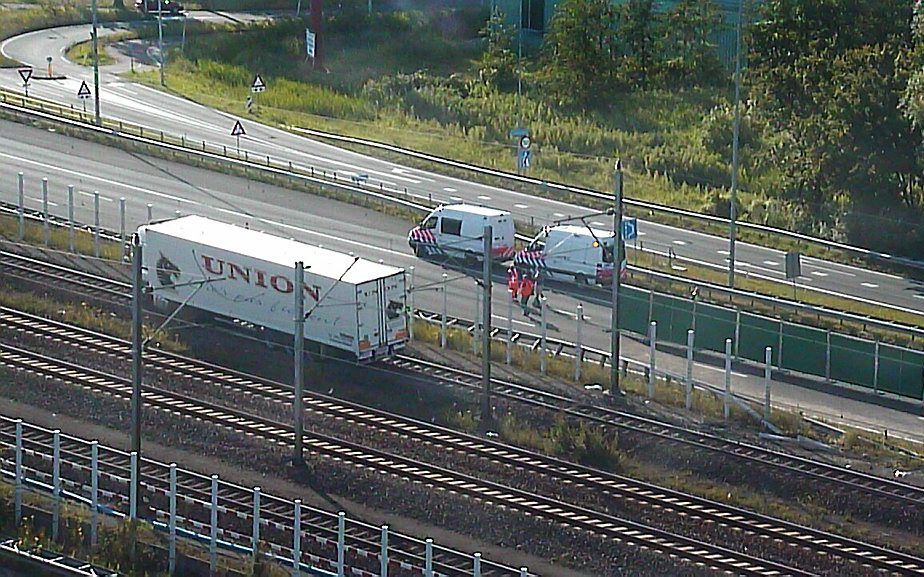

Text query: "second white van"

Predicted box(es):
[408, 204, 516, 261]
[515, 224, 624, 285]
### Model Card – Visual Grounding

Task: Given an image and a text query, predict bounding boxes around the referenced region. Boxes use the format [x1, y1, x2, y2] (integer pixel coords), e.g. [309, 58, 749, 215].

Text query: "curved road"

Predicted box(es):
[3, 21, 924, 317]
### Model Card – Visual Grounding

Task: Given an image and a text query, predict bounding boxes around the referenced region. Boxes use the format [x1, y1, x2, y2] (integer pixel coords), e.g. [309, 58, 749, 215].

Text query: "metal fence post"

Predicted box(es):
[129, 451, 138, 519]
[574, 303, 583, 381]
[408, 266, 415, 340]
[210, 474, 218, 573]
[648, 321, 657, 398]
[874, 340, 880, 394]
[520, 567, 529, 577]
[91, 441, 99, 548]
[380, 525, 389, 577]
[93, 191, 100, 257]
[42, 178, 49, 247]
[647, 288, 654, 324]
[17, 172, 25, 241]
[724, 338, 732, 420]
[685, 329, 694, 410]
[777, 321, 784, 370]
[825, 330, 831, 382]
[474, 553, 482, 577]
[252, 487, 261, 556]
[441, 273, 448, 348]
[734, 308, 741, 359]
[67, 185, 75, 252]
[52, 429, 60, 541]
[14, 421, 22, 524]
[337, 512, 345, 577]
[764, 347, 772, 420]
[506, 295, 513, 365]
[424, 538, 433, 577]
[472, 289, 480, 356]
[120, 197, 126, 243]
[146, 203, 153, 223]
[293, 499, 302, 574]
[169, 464, 177, 575]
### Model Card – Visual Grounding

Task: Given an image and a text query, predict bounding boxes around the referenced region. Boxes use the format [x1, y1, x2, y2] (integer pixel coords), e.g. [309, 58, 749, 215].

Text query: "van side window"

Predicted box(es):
[602, 244, 614, 263]
[441, 218, 463, 236]
[421, 216, 438, 230]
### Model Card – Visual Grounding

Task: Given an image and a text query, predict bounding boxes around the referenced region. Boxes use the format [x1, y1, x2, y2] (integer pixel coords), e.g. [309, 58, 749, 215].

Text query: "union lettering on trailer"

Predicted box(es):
[200, 254, 320, 301]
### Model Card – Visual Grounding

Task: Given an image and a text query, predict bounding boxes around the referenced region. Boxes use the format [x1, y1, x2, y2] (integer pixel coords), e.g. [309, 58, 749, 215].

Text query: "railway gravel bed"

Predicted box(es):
[0, 309, 921, 575]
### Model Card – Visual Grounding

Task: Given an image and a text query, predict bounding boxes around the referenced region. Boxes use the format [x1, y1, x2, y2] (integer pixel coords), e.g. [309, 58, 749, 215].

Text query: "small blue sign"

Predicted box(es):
[621, 217, 638, 241]
[518, 148, 532, 171]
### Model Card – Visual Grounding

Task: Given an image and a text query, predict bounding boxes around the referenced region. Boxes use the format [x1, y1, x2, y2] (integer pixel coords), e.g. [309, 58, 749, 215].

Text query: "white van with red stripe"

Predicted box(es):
[408, 204, 515, 261]
[515, 224, 624, 285]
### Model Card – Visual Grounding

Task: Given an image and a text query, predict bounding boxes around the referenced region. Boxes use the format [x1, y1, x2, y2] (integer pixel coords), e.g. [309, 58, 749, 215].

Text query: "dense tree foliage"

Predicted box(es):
[477, 8, 518, 91]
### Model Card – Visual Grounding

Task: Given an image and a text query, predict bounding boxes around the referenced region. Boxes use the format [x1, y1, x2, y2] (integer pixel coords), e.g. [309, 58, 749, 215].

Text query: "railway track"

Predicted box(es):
[1, 307, 923, 575]
[0, 340, 822, 577]
[2, 250, 922, 506]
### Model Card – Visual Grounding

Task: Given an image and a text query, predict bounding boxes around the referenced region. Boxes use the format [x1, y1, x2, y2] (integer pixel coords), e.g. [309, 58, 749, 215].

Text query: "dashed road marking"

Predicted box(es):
[477, 195, 492, 200]
[442, 187, 457, 192]
[672, 240, 687, 245]
[860, 282, 879, 288]
[810, 271, 828, 277]
[514, 203, 529, 209]
[763, 260, 779, 266]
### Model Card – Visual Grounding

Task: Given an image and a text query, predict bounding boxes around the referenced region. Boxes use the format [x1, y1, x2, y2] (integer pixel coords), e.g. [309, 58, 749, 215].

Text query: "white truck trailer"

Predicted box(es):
[137, 215, 408, 361]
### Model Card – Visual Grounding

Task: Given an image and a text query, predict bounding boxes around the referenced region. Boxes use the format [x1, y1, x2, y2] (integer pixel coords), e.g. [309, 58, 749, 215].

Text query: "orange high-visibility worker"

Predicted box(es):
[507, 267, 519, 299]
[519, 275, 535, 314]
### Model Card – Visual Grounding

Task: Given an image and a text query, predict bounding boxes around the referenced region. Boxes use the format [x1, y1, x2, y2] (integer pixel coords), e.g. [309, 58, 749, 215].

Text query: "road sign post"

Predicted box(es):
[516, 133, 532, 174]
[17, 67, 32, 97]
[231, 120, 246, 153]
[305, 29, 316, 61]
[77, 80, 92, 114]
[250, 74, 266, 110]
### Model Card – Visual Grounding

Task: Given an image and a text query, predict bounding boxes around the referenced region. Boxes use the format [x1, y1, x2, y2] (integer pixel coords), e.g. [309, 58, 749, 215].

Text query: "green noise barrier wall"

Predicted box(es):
[613, 287, 924, 401]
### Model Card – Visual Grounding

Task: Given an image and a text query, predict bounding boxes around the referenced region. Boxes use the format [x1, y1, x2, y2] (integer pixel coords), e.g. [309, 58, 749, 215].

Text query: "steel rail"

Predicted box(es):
[1, 252, 921, 507]
[1, 311, 919, 574]
[0, 342, 817, 577]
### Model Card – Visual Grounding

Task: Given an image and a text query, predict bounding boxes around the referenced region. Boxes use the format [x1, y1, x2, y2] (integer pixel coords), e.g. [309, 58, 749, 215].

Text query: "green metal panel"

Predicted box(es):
[877, 344, 924, 399]
[736, 312, 778, 365]
[619, 286, 650, 336]
[829, 334, 875, 390]
[781, 324, 827, 378]
[694, 302, 736, 352]
[651, 294, 693, 345]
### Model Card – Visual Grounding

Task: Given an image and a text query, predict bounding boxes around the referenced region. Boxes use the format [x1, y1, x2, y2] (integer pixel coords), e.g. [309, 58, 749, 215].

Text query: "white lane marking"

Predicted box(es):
[514, 203, 529, 209]
[672, 240, 687, 245]
[553, 212, 566, 218]
[449, 196, 463, 202]
[477, 195, 492, 201]
[914, 295, 924, 300]
[443, 187, 457, 192]
[700, 365, 750, 379]
[0, 151, 197, 205]
[810, 271, 828, 277]
[28, 198, 59, 207]
[78, 191, 113, 202]
[637, 231, 646, 236]
[491, 313, 536, 328]
[590, 221, 606, 227]
[860, 282, 879, 288]
[214, 207, 251, 219]
[717, 249, 729, 255]
[763, 260, 779, 266]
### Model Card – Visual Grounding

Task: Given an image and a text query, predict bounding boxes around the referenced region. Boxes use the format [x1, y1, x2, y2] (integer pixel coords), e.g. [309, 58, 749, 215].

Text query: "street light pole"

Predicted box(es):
[610, 161, 624, 398]
[728, 0, 745, 288]
[158, 0, 165, 86]
[91, 0, 101, 125]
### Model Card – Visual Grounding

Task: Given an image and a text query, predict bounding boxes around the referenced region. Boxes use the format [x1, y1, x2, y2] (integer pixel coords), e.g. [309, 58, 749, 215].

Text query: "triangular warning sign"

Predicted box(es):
[17, 67, 32, 84]
[231, 120, 246, 136]
[77, 80, 92, 99]
[250, 74, 266, 93]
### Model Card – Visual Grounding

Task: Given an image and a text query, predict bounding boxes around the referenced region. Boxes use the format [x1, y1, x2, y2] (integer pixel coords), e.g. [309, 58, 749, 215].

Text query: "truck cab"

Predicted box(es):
[408, 204, 515, 261]
[515, 224, 624, 285]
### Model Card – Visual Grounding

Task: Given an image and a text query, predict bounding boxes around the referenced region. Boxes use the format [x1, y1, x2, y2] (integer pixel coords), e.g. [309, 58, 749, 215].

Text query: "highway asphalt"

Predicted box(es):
[2, 118, 922, 443]
[3, 21, 924, 317]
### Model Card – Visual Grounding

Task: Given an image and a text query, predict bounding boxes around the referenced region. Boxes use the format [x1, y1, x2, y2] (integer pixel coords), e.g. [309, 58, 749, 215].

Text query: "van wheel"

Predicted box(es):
[413, 243, 424, 257]
[575, 273, 587, 285]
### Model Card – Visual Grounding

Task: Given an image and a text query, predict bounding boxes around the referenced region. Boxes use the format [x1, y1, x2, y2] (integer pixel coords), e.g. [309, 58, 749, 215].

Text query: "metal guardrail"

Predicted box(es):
[0, 538, 120, 576]
[286, 126, 924, 273]
[2, 90, 923, 346]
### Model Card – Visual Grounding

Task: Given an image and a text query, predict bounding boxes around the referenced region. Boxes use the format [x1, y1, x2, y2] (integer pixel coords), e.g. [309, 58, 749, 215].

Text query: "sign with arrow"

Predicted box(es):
[77, 80, 92, 100]
[17, 67, 32, 85]
[305, 29, 316, 58]
[250, 74, 266, 93]
[231, 120, 246, 136]
[621, 217, 638, 241]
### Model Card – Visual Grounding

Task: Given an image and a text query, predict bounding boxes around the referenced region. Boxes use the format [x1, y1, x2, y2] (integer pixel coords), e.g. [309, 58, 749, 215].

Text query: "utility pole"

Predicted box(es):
[293, 262, 305, 467]
[310, 0, 323, 70]
[610, 161, 624, 398]
[158, 0, 165, 86]
[481, 225, 493, 426]
[516, 0, 523, 128]
[91, 0, 101, 125]
[728, 0, 745, 287]
[130, 235, 143, 497]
